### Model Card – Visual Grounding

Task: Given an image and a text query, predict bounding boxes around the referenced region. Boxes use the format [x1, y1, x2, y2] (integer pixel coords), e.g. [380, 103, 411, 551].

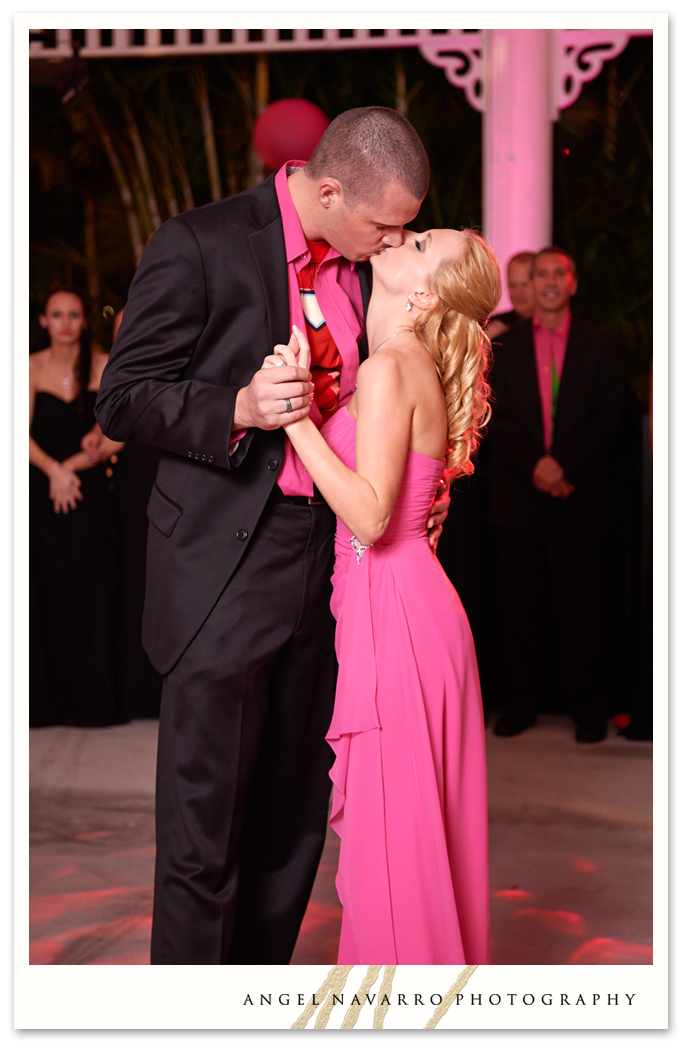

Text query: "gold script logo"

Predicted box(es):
[292, 964, 478, 1030]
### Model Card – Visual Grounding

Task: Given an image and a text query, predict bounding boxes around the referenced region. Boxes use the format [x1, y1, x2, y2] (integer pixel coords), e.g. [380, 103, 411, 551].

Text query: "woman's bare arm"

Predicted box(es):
[277, 331, 415, 547]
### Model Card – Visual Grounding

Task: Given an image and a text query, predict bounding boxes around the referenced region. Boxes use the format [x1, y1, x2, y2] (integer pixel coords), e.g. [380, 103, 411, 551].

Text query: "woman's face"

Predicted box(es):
[371, 228, 466, 297]
[39, 292, 86, 347]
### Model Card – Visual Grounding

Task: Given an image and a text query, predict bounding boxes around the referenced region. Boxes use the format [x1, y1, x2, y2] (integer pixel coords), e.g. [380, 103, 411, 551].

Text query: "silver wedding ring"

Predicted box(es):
[275, 360, 287, 367]
[284, 398, 292, 413]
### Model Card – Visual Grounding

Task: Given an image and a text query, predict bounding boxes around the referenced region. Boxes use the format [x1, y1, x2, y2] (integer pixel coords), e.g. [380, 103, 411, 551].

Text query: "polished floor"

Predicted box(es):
[28, 715, 653, 965]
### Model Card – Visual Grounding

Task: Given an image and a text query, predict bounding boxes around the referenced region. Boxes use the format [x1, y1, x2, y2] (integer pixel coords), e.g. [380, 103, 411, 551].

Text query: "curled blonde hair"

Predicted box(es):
[414, 229, 501, 477]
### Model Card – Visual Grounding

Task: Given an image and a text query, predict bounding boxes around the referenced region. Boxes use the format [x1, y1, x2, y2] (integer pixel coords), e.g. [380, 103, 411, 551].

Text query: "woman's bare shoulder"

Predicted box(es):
[29, 350, 50, 378]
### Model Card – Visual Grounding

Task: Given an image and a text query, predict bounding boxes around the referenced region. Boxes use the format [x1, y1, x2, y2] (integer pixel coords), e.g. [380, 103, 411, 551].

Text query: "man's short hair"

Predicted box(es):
[531, 246, 577, 277]
[304, 106, 429, 206]
[508, 251, 535, 270]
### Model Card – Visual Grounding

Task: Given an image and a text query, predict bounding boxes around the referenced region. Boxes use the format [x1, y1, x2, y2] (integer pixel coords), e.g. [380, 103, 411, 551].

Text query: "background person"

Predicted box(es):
[485, 247, 627, 743]
[486, 251, 536, 341]
[30, 287, 125, 727]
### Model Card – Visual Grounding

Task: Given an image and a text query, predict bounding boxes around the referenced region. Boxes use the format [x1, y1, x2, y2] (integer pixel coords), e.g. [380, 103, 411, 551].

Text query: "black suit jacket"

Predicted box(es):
[96, 173, 371, 674]
[485, 315, 626, 533]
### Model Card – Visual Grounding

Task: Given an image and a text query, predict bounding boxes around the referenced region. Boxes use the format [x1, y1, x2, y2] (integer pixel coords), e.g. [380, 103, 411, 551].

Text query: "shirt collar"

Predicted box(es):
[532, 311, 572, 339]
[275, 161, 356, 271]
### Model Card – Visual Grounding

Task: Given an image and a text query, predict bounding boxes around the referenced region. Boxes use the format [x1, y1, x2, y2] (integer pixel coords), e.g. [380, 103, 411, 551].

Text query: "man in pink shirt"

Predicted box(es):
[97, 108, 448, 964]
[485, 247, 626, 744]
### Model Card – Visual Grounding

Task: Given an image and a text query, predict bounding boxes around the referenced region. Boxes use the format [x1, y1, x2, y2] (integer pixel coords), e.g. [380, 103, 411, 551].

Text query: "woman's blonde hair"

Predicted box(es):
[414, 229, 501, 477]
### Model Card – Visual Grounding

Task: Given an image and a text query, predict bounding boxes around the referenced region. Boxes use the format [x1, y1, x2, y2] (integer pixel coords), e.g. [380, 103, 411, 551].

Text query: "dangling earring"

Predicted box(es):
[405, 295, 413, 312]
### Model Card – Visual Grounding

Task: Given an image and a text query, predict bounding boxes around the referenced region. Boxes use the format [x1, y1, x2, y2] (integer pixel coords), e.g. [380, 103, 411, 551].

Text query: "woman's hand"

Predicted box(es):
[261, 327, 313, 427]
[48, 462, 82, 514]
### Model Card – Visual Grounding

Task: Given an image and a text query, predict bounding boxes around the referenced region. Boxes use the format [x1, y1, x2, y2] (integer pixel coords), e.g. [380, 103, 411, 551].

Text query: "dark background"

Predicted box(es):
[29, 37, 652, 398]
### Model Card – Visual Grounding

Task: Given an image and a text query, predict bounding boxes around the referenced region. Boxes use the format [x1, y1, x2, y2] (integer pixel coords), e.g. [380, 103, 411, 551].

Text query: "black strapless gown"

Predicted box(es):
[29, 391, 123, 726]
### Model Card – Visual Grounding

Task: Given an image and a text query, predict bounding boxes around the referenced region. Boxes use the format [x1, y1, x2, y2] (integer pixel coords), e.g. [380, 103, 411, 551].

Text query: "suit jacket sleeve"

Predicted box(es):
[553, 336, 626, 482]
[95, 217, 245, 470]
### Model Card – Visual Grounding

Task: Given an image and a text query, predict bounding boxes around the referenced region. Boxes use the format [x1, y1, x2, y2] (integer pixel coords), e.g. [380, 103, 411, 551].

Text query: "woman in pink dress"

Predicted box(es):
[266, 228, 500, 964]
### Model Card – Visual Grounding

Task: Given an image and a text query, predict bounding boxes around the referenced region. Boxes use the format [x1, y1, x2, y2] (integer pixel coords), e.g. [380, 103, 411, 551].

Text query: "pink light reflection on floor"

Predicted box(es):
[573, 857, 599, 872]
[30, 886, 152, 922]
[569, 937, 653, 964]
[514, 908, 585, 935]
[29, 914, 152, 965]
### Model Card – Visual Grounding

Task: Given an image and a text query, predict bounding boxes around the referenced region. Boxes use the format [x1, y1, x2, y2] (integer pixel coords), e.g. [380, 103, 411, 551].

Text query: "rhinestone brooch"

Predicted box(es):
[349, 535, 370, 565]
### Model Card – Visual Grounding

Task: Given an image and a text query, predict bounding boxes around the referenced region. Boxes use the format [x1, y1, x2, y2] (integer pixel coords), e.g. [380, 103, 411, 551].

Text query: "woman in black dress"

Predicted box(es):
[29, 287, 124, 726]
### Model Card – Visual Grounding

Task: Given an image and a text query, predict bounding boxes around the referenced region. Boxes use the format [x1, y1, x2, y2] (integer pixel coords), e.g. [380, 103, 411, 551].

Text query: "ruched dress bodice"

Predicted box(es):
[319, 405, 490, 965]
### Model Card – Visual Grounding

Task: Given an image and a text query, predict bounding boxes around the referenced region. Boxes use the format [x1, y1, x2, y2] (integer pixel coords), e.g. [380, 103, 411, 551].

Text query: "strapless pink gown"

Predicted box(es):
[321, 405, 490, 965]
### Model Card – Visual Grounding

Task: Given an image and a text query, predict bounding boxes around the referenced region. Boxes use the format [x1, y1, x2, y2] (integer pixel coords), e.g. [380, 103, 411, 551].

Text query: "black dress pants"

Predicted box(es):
[495, 523, 611, 724]
[150, 497, 337, 964]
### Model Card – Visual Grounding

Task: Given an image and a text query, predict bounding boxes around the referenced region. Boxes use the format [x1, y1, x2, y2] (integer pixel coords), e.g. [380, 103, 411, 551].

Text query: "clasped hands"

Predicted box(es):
[256, 327, 450, 551]
[532, 454, 575, 499]
[48, 425, 111, 514]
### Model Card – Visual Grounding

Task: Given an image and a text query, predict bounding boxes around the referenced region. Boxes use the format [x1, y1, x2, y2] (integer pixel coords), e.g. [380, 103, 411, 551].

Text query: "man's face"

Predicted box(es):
[322, 181, 422, 262]
[507, 259, 535, 318]
[532, 253, 577, 314]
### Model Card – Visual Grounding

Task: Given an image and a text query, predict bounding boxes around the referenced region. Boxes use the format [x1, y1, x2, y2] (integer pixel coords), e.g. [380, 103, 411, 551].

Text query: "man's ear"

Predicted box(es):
[570, 276, 578, 297]
[411, 289, 439, 313]
[316, 178, 344, 210]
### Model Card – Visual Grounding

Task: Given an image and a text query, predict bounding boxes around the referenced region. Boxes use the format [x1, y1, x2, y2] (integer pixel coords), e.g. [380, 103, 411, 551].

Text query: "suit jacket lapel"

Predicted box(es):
[356, 263, 373, 364]
[515, 322, 544, 446]
[554, 314, 587, 436]
[248, 178, 290, 351]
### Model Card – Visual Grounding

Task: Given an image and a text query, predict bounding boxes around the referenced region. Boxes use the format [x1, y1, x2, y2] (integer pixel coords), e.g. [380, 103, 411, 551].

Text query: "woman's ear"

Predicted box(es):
[38, 314, 48, 329]
[411, 289, 439, 313]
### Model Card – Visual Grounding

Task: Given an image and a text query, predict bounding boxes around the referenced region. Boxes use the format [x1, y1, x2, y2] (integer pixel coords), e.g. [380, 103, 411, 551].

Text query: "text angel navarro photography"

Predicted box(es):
[242, 991, 638, 1008]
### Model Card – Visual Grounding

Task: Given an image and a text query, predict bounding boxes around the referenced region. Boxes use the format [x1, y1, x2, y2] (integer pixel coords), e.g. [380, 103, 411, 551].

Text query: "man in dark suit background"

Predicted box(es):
[486, 247, 626, 743]
[95, 108, 437, 964]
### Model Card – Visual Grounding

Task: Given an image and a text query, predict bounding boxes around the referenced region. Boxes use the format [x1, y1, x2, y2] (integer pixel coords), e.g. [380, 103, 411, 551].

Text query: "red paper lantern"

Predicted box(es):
[252, 99, 330, 169]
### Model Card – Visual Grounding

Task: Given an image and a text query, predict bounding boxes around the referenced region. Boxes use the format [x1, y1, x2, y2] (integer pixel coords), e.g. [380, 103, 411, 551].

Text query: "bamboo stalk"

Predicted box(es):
[83, 190, 100, 301]
[146, 112, 181, 218]
[395, 52, 407, 117]
[80, 93, 145, 265]
[189, 64, 222, 201]
[245, 54, 269, 189]
[161, 77, 195, 211]
[102, 66, 163, 231]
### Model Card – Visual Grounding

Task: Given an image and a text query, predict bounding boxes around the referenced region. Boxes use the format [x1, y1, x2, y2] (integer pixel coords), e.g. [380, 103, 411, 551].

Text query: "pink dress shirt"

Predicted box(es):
[274, 162, 365, 495]
[532, 313, 571, 452]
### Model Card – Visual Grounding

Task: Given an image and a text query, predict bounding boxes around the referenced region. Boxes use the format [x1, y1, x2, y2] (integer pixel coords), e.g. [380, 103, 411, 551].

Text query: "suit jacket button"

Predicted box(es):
[208, 454, 215, 464]
[267, 459, 279, 471]
[236, 529, 248, 541]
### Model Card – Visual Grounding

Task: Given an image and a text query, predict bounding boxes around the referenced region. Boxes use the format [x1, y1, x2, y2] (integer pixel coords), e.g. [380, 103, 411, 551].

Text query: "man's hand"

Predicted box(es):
[426, 470, 451, 552]
[234, 330, 313, 430]
[547, 477, 575, 499]
[532, 454, 564, 492]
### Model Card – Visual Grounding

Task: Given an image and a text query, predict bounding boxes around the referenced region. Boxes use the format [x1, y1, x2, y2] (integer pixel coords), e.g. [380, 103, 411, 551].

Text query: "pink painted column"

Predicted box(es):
[483, 29, 554, 310]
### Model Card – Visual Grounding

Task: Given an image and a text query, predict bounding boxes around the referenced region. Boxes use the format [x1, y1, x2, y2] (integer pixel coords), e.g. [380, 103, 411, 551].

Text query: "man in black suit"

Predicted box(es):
[485, 247, 626, 743]
[95, 108, 435, 963]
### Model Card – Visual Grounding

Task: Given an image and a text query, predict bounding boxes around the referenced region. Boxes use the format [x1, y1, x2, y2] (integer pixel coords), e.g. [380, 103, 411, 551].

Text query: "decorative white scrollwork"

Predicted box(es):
[418, 34, 485, 112]
[555, 30, 631, 112]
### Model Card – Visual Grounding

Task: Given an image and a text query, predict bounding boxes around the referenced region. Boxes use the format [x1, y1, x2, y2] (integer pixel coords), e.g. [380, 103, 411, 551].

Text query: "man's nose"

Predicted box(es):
[381, 228, 405, 248]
